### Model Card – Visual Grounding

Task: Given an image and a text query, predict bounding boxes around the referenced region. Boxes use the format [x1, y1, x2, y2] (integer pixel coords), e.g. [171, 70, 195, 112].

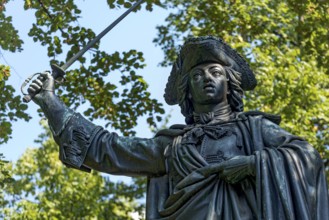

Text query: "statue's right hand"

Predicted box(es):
[217, 155, 255, 184]
[27, 72, 55, 106]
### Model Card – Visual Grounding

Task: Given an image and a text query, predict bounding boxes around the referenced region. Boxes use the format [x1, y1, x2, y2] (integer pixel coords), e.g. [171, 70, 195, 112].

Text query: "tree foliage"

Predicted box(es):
[0, 66, 30, 145]
[1, 124, 146, 219]
[23, 0, 164, 136]
[2, 0, 329, 218]
[154, 0, 329, 169]
[0, 153, 14, 189]
[2, 0, 165, 141]
[0, 0, 30, 145]
[0, 0, 31, 190]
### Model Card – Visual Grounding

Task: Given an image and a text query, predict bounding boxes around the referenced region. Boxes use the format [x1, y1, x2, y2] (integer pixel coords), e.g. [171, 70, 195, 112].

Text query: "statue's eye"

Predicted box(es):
[192, 72, 202, 80]
[211, 68, 224, 77]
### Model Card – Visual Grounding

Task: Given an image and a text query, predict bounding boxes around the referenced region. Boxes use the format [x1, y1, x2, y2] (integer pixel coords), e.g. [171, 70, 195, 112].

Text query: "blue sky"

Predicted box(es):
[2, 1, 185, 162]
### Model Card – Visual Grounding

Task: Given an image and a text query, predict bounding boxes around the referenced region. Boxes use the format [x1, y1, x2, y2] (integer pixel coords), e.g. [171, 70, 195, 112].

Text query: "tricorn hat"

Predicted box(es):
[164, 36, 257, 105]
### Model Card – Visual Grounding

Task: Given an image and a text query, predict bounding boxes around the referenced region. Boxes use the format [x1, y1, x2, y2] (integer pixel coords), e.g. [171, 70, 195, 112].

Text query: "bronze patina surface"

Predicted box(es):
[28, 36, 329, 219]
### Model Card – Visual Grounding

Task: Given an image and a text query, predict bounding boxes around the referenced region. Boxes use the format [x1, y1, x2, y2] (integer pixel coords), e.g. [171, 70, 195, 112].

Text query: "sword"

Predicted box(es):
[22, 0, 145, 103]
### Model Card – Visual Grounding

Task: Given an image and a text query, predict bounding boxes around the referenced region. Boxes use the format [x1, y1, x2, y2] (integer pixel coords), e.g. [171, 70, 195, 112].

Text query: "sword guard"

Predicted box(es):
[51, 63, 66, 82]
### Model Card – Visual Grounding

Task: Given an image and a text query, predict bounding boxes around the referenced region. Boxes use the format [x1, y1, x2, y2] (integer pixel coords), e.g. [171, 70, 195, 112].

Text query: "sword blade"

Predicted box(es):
[22, 0, 145, 103]
[61, 0, 145, 71]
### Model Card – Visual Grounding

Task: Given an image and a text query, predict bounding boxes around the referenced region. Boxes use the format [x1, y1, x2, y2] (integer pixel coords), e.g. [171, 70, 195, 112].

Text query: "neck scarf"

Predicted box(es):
[193, 105, 233, 124]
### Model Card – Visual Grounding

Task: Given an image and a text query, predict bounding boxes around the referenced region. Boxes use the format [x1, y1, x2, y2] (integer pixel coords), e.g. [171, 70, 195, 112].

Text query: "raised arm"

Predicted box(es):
[28, 72, 169, 176]
[56, 112, 169, 176]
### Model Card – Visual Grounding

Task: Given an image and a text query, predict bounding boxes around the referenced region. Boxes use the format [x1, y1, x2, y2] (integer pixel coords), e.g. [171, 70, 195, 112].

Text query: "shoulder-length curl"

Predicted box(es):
[177, 66, 244, 124]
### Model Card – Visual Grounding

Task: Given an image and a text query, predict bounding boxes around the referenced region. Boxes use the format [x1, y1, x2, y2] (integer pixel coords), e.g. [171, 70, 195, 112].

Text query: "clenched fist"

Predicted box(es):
[27, 72, 55, 106]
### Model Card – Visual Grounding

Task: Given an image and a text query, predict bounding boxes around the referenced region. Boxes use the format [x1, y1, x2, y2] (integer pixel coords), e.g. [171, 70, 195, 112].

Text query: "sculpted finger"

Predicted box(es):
[33, 79, 43, 87]
[218, 171, 233, 183]
[40, 71, 52, 79]
[27, 86, 37, 94]
[220, 172, 238, 184]
[218, 170, 227, 180]
[29, 83, 42, 91]
[36, 75, 46, 82]
[226, 177, 238, 184]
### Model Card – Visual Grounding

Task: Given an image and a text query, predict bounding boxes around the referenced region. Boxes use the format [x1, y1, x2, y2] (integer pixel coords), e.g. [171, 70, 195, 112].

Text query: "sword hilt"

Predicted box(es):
[22, 64, 65, 103]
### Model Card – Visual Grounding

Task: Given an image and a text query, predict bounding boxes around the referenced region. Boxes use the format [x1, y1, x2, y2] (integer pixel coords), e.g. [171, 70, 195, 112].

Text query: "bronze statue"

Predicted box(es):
[28, 36, 329, 219]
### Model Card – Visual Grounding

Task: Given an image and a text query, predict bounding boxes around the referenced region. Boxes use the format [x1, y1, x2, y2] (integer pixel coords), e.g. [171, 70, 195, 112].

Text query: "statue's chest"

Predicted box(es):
[195, 124, 246, 164]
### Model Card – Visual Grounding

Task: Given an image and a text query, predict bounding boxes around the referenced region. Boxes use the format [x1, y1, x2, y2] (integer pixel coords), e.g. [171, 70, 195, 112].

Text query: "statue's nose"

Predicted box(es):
[203, 71, 212, 82]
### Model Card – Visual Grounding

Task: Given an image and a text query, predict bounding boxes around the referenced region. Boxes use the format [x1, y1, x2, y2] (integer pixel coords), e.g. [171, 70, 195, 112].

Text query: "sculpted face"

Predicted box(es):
[188, 63, 229, 112]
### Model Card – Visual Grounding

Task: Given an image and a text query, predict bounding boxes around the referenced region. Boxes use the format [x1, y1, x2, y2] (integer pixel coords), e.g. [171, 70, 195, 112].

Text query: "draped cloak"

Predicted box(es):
[54, 111, 329, 220]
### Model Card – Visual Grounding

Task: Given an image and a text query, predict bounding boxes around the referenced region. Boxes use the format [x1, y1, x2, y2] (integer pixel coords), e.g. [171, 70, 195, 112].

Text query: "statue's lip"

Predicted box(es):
[203, 83, 215, 89]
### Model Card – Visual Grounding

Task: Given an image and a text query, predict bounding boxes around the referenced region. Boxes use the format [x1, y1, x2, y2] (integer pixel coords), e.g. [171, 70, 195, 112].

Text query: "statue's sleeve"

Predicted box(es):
[253, 117, 329, 220]
[54, 113, 169, 176]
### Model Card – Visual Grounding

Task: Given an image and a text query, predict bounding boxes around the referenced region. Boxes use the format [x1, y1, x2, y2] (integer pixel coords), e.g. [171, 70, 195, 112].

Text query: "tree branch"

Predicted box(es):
[36, 0, 65, 36]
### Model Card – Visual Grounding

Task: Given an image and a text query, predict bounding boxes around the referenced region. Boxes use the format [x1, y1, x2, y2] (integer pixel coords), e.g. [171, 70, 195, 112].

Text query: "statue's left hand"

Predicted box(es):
[218, 155, 255, 184]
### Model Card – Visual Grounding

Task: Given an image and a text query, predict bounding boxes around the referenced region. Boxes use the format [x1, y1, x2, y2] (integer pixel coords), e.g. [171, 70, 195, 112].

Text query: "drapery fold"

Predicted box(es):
[151, 116, 328, 219]
[55, 112, 328, 220]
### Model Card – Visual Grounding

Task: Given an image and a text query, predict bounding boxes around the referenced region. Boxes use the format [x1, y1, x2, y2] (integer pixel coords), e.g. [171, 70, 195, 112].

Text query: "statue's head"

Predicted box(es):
[164, 36, 257, 124]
